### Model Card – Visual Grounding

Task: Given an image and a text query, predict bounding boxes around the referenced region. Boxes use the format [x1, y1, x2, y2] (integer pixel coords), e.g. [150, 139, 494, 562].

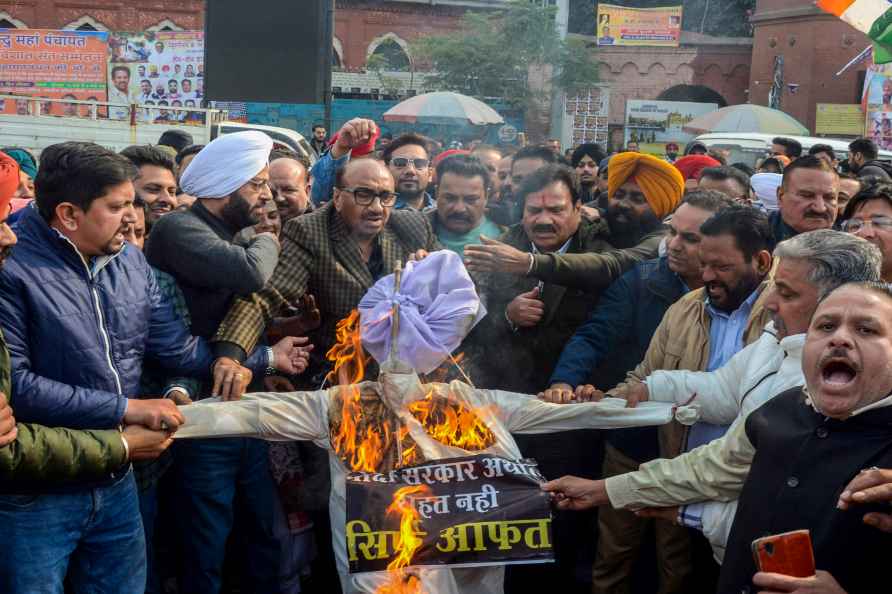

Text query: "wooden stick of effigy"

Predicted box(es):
[389, 262, 402, 363]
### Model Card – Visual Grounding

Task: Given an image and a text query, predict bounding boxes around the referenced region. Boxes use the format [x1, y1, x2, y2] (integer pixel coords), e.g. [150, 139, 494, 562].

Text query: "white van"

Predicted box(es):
[692, 132, 892, 168]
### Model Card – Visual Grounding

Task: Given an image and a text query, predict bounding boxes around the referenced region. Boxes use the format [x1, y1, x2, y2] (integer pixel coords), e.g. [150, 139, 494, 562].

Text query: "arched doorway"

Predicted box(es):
[658, 84, 728, 107]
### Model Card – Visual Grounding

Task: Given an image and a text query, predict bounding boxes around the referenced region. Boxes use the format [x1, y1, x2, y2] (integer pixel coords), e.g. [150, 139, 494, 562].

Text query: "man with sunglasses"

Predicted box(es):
[382, 133, 436, 210]
[840, 182, 892, 282]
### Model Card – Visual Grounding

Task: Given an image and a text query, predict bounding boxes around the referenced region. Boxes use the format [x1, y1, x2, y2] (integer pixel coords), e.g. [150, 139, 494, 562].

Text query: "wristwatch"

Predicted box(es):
[264, 346, 277, 376]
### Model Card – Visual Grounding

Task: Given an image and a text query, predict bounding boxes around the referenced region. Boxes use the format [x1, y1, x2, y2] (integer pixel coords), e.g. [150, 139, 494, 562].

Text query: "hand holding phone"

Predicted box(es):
[752, 529, 816, 578]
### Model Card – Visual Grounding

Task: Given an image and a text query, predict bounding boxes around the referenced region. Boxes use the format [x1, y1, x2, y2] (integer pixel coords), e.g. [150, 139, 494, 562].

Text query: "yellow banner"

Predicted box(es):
[815, 103, 864, 136]
[596, 4, 683, 47]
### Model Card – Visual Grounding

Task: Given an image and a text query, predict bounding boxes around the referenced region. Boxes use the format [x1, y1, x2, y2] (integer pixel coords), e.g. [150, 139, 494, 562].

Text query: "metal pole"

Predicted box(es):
[323, 0, 335, 134]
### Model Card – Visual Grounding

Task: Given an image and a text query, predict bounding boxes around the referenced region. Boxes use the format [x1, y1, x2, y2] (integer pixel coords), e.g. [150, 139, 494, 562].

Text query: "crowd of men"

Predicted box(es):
[2, 122, 892, 594]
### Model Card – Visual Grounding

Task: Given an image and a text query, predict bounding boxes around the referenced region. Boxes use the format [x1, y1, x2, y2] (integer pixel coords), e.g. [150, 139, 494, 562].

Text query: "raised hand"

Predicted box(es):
[332, 118, 377, 159]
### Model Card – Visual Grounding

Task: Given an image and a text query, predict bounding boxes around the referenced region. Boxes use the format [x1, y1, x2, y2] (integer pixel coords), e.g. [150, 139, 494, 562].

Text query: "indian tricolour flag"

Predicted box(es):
[818, 0, 892, 62]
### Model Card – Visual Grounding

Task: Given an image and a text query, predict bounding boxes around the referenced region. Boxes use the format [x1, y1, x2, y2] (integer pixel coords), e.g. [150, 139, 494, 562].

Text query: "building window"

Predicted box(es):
[63, 16, 109, 32]
[333, 48, 342, 69]
[0, 11, 27, 28]
[370, 39, 410, 71]
[147, 19, 184, 33]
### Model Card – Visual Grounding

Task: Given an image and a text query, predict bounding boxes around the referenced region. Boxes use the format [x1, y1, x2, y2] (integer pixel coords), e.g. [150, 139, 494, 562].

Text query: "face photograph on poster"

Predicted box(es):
[107, 30, 204, 123]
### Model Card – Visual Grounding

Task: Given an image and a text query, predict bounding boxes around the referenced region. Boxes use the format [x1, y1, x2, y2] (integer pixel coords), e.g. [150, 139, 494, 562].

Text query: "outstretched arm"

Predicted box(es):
[174, 388, 330, 444]
[605, 417, 754, 510]
[493, 390, 692, 434]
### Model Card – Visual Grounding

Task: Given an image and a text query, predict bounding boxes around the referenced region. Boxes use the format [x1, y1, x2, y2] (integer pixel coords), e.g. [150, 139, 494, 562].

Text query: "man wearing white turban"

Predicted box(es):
[146, 131, 310, 594]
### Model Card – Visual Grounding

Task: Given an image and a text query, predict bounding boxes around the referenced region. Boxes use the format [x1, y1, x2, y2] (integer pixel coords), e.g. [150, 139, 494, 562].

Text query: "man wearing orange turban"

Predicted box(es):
[608, 152, 685, 220]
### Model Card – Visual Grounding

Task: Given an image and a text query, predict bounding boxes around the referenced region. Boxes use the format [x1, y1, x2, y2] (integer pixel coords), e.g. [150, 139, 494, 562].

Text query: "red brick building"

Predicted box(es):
[749, 0, 871, 133]
[0, 0, 203, 32]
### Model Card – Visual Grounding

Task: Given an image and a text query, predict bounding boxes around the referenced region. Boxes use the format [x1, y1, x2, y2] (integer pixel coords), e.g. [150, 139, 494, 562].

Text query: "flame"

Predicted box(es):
[325, 309, 366, 385]
[386, 485, 430, 572]
[408, 390, 496, 451]
[374, 573, 423, 594]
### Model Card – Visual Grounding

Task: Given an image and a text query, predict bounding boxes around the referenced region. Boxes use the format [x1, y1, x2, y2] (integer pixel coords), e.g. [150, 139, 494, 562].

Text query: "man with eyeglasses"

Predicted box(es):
[146, 132, 311, 593]
[840, 183, 892, 282]
[381, 133, 436, 210]
[211, 157, 439, 390]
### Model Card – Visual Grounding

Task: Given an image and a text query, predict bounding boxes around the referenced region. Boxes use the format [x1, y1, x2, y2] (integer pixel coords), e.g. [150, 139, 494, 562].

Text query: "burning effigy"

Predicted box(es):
[175, 250, 698, 594]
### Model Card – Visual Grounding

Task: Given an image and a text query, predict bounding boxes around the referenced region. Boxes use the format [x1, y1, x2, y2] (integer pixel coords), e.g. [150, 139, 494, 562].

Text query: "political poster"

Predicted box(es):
[0, 29, 108, 116]
[565, 86, 610, 148]
[862, 63, 892, 149]
[596, 4, 683, 47]
[345, 455, 554, 574]
[107, 30, 204, 123]
[624, 100, 717, 157]
[815, 104, 864, 137]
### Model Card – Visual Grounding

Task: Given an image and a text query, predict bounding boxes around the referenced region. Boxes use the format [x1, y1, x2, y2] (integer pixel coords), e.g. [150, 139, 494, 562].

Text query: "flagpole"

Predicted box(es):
[837, 45, 873, 77]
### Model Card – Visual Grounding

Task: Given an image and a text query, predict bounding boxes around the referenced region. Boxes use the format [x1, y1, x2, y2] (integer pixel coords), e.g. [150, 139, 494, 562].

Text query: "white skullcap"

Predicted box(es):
[751, 172, 782, 213]
[179, 131, 273, 199]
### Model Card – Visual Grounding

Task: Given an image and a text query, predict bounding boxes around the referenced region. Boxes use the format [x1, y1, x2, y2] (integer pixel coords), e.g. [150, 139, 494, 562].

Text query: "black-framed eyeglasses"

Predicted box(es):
[390, 157, 430, 170]
[338, 186, 398, 207]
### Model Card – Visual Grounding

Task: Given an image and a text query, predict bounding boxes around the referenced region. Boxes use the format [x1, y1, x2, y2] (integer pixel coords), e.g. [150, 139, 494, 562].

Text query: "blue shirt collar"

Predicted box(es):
[705, 284, 762, 320]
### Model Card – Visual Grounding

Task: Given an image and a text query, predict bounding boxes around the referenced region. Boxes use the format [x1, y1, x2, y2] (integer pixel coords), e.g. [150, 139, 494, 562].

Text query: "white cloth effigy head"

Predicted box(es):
[179, 130, 273, 199]
[359, 250, 486, 374]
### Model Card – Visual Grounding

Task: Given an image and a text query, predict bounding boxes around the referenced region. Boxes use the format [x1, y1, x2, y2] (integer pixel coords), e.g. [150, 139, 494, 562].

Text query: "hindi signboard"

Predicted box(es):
[345, 455, 554, 573]
[107, 30, 204, 122]
[624, 100, 717, 157]
[596, 4, 683, 47]
[0, 29, 108, 116]
[815, 104, 864, 137]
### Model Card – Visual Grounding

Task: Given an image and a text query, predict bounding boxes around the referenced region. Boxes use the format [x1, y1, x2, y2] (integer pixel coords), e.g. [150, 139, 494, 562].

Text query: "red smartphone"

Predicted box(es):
[751, 530, 816, 578]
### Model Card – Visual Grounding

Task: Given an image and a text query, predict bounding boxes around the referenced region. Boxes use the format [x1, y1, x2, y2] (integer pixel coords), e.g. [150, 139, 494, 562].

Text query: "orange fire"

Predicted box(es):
[386, 485, 430, 571]
[374, 573, 423, 594]
[325, 309, 367, 385]
[408, 390, 496, 451]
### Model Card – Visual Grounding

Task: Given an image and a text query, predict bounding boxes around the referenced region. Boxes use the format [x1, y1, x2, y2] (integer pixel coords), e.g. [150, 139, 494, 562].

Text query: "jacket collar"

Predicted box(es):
[645, 256, 688, 302]
[769, 210, 798, 246]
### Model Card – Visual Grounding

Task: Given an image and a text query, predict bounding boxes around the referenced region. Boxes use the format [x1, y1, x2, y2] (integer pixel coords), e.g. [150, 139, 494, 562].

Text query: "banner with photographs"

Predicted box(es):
[346, 454, 554, 574]
[107, 30, 204, 123]
[565, 86, 610, 148]
[624, 100, 717, 157]
[863, 63, 892, 150]
[0, 29, 108, 116]
[596, 4, 683, 48]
